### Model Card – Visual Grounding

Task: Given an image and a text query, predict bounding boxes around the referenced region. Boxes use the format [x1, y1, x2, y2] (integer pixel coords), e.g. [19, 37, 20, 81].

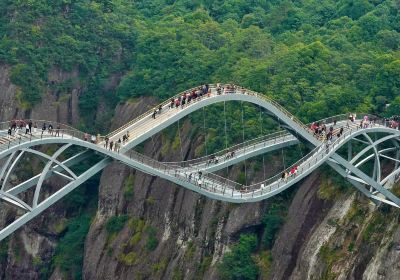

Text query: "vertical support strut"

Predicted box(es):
[259, 106, 266, 180]
[224, 101, 229, 177]
[241, 101, 247, 186]
[177, 119, 184, 161]
[203, 106, 208, 157]
[348, 141, 352, 161]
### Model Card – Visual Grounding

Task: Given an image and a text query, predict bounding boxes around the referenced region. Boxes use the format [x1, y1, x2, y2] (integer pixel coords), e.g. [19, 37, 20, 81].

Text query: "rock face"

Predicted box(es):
[0, 64, 400, 280]
[0, 63, 84, 279]
[0, 64, 81, 124]
[83, 100, 266, 280]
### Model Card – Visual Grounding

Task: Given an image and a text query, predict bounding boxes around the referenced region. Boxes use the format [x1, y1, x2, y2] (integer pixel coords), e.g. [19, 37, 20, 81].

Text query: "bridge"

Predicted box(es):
[0, 84, 399, 241]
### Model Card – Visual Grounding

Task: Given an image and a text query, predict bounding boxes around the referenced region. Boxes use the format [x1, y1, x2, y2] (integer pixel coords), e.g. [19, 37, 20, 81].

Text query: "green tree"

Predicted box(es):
[219, 234, 259, 280]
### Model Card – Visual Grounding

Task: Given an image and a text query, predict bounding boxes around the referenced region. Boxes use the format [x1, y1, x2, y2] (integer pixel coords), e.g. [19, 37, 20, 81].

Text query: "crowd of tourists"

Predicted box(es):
[150, 84, 249, 119]
[385, 115, 399, 129]
[310, 120, 343, 141]
[6, 119, 62, 138]
[103, 130, 131, 153]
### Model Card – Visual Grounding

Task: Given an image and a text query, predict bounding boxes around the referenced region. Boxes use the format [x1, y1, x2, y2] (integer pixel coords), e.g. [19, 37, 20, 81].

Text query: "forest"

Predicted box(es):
[0, 1, 399, 279]
[0, 0, 399, 123]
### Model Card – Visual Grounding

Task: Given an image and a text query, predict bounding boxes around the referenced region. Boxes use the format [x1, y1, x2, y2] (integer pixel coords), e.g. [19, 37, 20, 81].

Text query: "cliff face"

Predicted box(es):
[82, 100, 266, 280]
[0, 64, 81, 123]
[0, 64, 399, 280]
[0, 63, 85, 279]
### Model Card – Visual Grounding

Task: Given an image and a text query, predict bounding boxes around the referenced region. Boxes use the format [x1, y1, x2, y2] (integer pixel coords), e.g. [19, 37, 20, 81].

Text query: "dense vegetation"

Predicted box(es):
[0, 1, 399, 279]
[0, 0, 399, 124]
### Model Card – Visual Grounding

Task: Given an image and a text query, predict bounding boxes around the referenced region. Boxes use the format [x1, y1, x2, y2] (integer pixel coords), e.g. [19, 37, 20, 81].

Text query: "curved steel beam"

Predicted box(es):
[1, 151, 25, 192]
[6, 150, 91, 196]
[349, 134, 400, 166]
[0, 191, 32, 211]
[22, 148, 78, 180]
[0, 152, 16, 188]
[0, 158, 110, 241]
[32, 144, 73, 207]
[362, 133, 381, 182]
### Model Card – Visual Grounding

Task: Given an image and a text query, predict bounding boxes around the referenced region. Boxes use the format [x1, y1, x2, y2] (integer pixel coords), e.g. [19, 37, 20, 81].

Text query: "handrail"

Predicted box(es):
[161, 113, 374, 169]
[105, 84, 209, 138]
[0, 119, 81, 133]
[163, 130, 288, 166]
[0, 117, 395, 199]
[104, 83, 314, 140]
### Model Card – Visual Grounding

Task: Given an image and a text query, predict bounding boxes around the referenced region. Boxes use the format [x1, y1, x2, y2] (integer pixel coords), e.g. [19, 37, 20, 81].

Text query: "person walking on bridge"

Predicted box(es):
[104, 136, 109, 149]
[55, 125, 60, 137]
[115, 138, 121, 152]
[41, 123, 46, 135]
[11, 120, 16, 131]
[109, 140, 114, 151]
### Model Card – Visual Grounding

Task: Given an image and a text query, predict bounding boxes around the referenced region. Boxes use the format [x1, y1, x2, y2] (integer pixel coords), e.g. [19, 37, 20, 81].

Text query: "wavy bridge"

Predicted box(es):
[0, 84, 399, 241]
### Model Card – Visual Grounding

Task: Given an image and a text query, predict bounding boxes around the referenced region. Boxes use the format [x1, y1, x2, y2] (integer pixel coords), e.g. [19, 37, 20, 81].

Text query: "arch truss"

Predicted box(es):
[0, 84, 399, 241]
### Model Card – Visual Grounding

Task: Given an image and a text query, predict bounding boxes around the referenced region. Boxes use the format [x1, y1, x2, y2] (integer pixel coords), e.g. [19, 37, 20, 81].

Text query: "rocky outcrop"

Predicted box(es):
[0, 63, 82, 124]
[83, 100, 266, 279]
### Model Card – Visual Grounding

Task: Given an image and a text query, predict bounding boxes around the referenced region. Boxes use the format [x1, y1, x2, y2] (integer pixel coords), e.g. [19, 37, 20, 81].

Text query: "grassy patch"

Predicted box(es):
[118, 251, 137, 266]
[392, 183, 400, 197]
[184, 241, 196, 261]
[152, 258, 167, 275]
[256, 251, 273, 279]
[172, 267, 184, 280]
[318, 244, 344, 280]
[128, 219, 145, 246]
[145, 226, 159, 251]
[123, 174, 135, 200]
[106, 215, 129, 236]
[362, 211, 386, 243]
[262, 202, 287, 249]
[236, 171, 246, 186]
[0, 238, 8, 263]
[53, 218, 68, 234]
[195, 255, 212, 278]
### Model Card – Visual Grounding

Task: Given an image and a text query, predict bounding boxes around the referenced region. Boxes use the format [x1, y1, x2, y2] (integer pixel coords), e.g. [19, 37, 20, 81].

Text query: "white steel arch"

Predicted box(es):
[0, 84, 398, 241]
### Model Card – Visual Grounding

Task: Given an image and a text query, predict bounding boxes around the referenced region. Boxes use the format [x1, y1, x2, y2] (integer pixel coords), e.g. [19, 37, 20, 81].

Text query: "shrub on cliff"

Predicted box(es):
[218, 234, 259, 280]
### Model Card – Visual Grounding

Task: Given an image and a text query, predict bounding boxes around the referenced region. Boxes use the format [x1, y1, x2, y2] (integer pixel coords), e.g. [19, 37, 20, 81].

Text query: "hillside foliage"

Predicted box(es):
[0, 0, 398, 122]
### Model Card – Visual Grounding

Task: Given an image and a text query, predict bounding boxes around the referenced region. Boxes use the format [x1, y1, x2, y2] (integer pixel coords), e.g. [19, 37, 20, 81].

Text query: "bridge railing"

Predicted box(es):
[0, 128, 89, 152]
[247, 120, 386, 197]
[104, 83, 316, 141]
[163, 130, 290, 168]
[105, 85, 211, 139]
[0, 114, 393, 199]
[160, 113, 372, 170]
[123, 148, 241, 194]
[0, 119, 80, 132]
[181, 118, 384, 198]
